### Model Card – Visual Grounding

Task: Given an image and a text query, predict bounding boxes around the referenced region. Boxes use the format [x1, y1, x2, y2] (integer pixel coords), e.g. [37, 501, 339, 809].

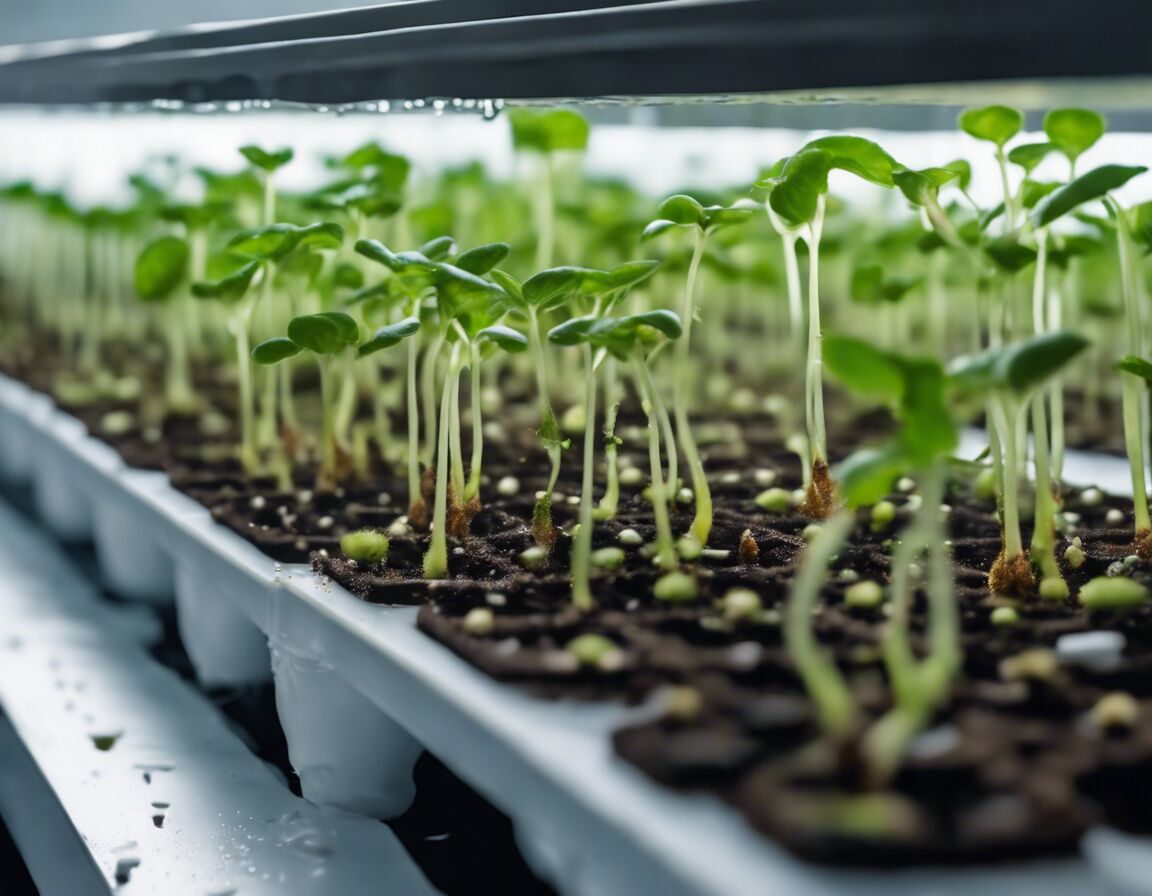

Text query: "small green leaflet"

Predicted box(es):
[135, 235, 189, 302]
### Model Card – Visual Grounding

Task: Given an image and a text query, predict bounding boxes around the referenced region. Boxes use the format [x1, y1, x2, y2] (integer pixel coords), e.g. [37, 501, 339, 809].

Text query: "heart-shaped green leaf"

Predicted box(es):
[803, 136, 900, 186]
[1044, 108, 1107, 163]
[135, 235, 189, 302]
[288, 311, 359, 355]
[837, 444, 909, 508]
[1007, 142, 1055, 173]
[191, 261, 260, 302]
[768, 149, 832, 227]
[476, 324, 528, 353]
[958, 105, 1023, 148]
[358, 316, 421, 357]
[455, 242, 510, 276]
[251, 337, 302, 365]
[824, 335, 907, 399]
[239, 145, 294, 172]
[984, 236, 1038, 273]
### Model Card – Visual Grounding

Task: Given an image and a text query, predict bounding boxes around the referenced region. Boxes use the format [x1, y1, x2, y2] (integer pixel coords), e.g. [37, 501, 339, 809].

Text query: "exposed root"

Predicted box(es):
[1137, 528, 1152, 563]
[800, 459, 840, 520]
[447, 489, 480, 540]
[989, 549, 1036, 596]
[407, 466, 437, 530]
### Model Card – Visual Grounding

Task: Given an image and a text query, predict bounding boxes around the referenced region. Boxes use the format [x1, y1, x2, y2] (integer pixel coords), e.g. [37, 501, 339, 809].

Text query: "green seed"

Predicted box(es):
[755, 487, 792, 513]
[870, 500, 896, 530]
[1080, 576, 1150, 610]
[617, 528, 644, 547]
[991, 606, 1019, 627]
[339, 529, 390, 564]
[567, 633, 618, 666]
[590, 547, 625, 571]
[802, 523, 823, 543]
[619, 467, 645, 487]
[845, 580, 884, 609]
[463, 607, 495, 636]
[518, 546, 548, 571]
[654, 571, 698, 603]
[721, 588, 762, 621]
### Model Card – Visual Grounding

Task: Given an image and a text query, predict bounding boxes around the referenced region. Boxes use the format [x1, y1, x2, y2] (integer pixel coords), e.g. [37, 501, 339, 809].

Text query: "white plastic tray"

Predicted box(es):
[0, 495, 436, 896]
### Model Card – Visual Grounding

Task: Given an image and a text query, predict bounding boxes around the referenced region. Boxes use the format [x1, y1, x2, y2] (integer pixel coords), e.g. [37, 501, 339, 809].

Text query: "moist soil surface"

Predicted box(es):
[6, 347, 1152, 868]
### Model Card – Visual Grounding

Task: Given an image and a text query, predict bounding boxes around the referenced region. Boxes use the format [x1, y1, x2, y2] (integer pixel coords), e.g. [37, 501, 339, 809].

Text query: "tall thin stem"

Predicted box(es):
[406, 332, 421, 512]
[673, 228, 712, 543]
[424, 344, 460, 579]
[571, 344, 598, 611]
[804, 195, 828, 466]
[464, 341, 484, 502]
[785, 511, 855, 740]
[632, 355, 677, 570]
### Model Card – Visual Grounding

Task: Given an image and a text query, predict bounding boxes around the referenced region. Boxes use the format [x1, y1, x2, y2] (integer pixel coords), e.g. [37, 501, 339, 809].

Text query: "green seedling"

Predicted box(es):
[950, 331, 1090, 594]
[643, 194, 755, 544]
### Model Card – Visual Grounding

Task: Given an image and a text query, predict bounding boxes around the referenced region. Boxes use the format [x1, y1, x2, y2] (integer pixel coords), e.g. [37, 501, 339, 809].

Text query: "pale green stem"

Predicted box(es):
[864, 464, 958, 786]
[406, 333, 421, 510]
[1029, 392, 1061, 581]
[991, 394, 1024, 559]
[571, 343, 598, 611]
[785, 511, 856, 740]
[231, 295, 259, 475]
[632, 355, 677, 571]
[1122, 373, 1151, 533]
[420, 329, 445, 465]
[673, 228, 712, 543]
[424, 344, 460, 579]
[464, 342, 483, 502]
[449, 357, 466, 502]
[803, 195, 828, 467]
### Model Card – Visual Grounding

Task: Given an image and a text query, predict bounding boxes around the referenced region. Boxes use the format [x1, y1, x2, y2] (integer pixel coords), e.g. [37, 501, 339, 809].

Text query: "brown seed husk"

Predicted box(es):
[988, 549, 1036, 596]
[800, 459, 839, 520]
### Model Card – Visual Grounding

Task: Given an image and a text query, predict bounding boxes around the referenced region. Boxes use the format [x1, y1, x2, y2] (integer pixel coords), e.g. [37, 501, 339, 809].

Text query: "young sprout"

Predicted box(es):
[790, 335, 961, 786]
[134, 234, 196, 412]
[194, 222, 344, 475]
[508, 109, 590, 270]
[950, 331, 1090, 595]
[485, 267, 576, 550]
[546, 263, 663, 610]
[762, 136, 901, 517]
[552, 308, 684, 603]
[251, 311, 361, 490]
[1115, 356, 1152, 558]
[642, 195, 756, 545]
[959, 105, 1024, 232]
[355, 239, 509, 578]
[239, 145, 293, 226]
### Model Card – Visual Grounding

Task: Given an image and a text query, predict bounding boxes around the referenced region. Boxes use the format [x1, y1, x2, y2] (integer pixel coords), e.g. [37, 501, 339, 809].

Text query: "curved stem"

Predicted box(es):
[632, 355, 677, 570]
[673, 228, 711, 543]
[785, 511, 855, 740]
